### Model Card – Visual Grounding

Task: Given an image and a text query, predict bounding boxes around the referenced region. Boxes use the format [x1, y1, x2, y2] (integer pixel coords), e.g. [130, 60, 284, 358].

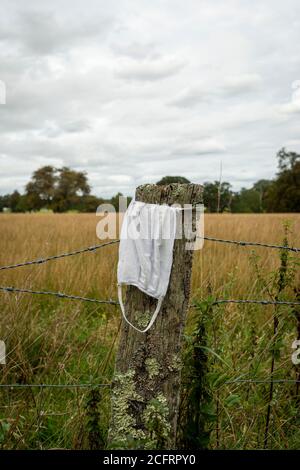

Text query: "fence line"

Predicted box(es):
[0, 239, 119, 272]
[202, 235, 299, 252]
[0, 235, 299, 273]
[204, 299, 300, 306]
[0, 379, 299, 389]
[0, 286, 119, 305]
[224, 379, 300, 384]
[0, 383, 111, 388]
[1, 206, 299, 439]
[0, 234, 299, 317]
[1, 285, 300, 306]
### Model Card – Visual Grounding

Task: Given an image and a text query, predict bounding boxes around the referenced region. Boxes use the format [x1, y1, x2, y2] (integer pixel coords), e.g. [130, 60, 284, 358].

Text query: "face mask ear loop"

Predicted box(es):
[117, 284, 163, 333]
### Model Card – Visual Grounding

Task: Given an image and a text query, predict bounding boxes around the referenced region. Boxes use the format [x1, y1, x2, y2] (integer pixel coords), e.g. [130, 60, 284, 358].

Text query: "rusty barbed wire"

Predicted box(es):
[225, 379, 300, 384]
[1, 379, 299, 388]
[0, 235, 299, 273]
[0, 239, 119, 272]
[212, 299, 300, 306]
[0, 234, 299, 401]
[202, 235, 299, 252]
[0, 233, 299, 307]
[1, 285, 300, 306]
[191, 299, 300, 307]
[0, 383, 112, 388]
[0, 286, 119, 305]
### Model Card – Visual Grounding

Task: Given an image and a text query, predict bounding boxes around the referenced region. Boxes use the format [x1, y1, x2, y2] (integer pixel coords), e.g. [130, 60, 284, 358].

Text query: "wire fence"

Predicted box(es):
[0, 232, 299, 391]
[201, 235, 299, 252]
[224, 379, 300, 384]
[1, 379, 299, 389]
[0, 383, 112, 388]
[0, 239, 119, 272]
[0, 234, 299, 306]
[0, 286, 119, 305]
[0, 235, 299, 274]
[1, 285, 300, 306]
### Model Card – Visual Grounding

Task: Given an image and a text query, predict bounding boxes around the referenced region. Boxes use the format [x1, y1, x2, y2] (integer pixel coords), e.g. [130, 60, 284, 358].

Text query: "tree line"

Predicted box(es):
[0, 148, 299, 213]
[0, 166, 126, 213]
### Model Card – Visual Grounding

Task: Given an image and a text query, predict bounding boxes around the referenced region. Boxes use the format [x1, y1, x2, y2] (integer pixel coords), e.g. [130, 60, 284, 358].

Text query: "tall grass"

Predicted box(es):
[0, 212, 299, 449]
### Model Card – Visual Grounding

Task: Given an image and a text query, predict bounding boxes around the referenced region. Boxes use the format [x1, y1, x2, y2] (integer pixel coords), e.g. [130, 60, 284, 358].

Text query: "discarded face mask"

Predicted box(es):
[117, 199, 178, 333]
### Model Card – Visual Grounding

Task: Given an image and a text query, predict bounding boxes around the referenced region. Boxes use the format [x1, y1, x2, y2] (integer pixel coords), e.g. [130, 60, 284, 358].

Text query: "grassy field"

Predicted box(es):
[0, 213, 299, 449]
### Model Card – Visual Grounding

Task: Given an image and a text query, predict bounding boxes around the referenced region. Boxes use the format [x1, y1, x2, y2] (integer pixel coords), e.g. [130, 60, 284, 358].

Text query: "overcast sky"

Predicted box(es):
[0, 0, 300, 197]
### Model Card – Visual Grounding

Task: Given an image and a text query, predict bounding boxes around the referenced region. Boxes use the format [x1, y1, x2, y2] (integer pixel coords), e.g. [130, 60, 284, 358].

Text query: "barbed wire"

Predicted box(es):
[0, 234, 299, 273]
[0, 239, 119, 272]
[0, 380, 299, 388]
[1, 234, 298, 415]
[1, 285, 300, 306]
[0, 233, 299, 307]
[202, 235, 299, 252]
[0, 383, 112, 388]
[225, 379, 300, 384]
[191, 299, 300, 307]
[0, 286, 119, 305]
[212, 299, 300, 306]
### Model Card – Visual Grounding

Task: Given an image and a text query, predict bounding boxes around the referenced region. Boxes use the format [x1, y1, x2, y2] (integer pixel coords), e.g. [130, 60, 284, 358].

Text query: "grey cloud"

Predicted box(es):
[37, 119, 91, 138]
[170, 140, 226, 157]
[221, 74, 262, 94]
[115, 56, 186, 81]
[110, 41, 158, 60]
[1, 0, 300, 197]
[278, 82, 300, 114]
[171, 74, 263, 107]
[63, 119, 91, 133]
[0, 8, 114, 56]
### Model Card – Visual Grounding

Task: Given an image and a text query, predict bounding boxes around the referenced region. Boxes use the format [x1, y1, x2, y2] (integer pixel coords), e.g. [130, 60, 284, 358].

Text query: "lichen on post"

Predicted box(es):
[108, 183, 203, 449]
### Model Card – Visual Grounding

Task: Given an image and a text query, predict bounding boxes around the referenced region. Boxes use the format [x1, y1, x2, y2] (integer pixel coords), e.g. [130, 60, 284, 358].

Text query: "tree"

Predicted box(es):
[252, 179, 273, 212]
[25, 165, 57, 210]
[203, 181, 232, 212]
[76, 195, 105, 213]
[265, 148, 300, 212]
[9, 190, 22, 212]
[51, 167, 91, 212]
[110, 192, 133, 212]
[231, 188, 261, 213]
[0, 194, 11, 212]
[156, 176, 191, 185]
[15, 194, 30, 213]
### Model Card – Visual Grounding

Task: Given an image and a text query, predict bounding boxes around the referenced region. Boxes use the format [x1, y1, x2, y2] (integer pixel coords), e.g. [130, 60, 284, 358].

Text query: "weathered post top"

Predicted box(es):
[135, 183, 203, 206]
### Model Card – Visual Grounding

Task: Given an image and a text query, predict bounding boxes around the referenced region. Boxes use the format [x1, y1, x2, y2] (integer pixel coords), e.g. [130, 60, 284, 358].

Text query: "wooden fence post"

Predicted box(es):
[108, 183, 203, 449]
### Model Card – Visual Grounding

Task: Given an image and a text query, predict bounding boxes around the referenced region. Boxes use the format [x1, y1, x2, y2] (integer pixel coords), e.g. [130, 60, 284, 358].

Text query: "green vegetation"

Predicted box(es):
[156, 176, 191, 185]
[203, 148, 300, 213]
[0, 166, 130, 213]
[1, 148, 299, 213]
[178, 225, 300, 449]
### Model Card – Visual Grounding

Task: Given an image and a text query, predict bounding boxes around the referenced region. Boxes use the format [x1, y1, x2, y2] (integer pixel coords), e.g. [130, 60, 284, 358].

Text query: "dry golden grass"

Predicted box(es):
[0, 212, 299, 300]
[193, 213, 300, 298]
[0, 212, 299, 449]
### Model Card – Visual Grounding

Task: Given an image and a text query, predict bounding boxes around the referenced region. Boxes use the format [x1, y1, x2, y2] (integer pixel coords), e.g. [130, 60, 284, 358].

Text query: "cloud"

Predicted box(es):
[170, 139, 226, 157]
[0, 8, 114, 56]
[107, 174, 133, 183]
[279, 80, 300, 114]
[115, 56, 186, 81]
[0, 0, 300, 198]
[40, 119, 91, 138]
[221, 73, 262, 94]
[171, 73, 263, 107]
[110, 41, 158, 60]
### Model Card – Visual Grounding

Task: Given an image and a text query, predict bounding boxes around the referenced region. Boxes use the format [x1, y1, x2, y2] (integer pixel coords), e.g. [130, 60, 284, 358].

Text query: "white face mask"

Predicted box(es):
[117, 200, 178, 333]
